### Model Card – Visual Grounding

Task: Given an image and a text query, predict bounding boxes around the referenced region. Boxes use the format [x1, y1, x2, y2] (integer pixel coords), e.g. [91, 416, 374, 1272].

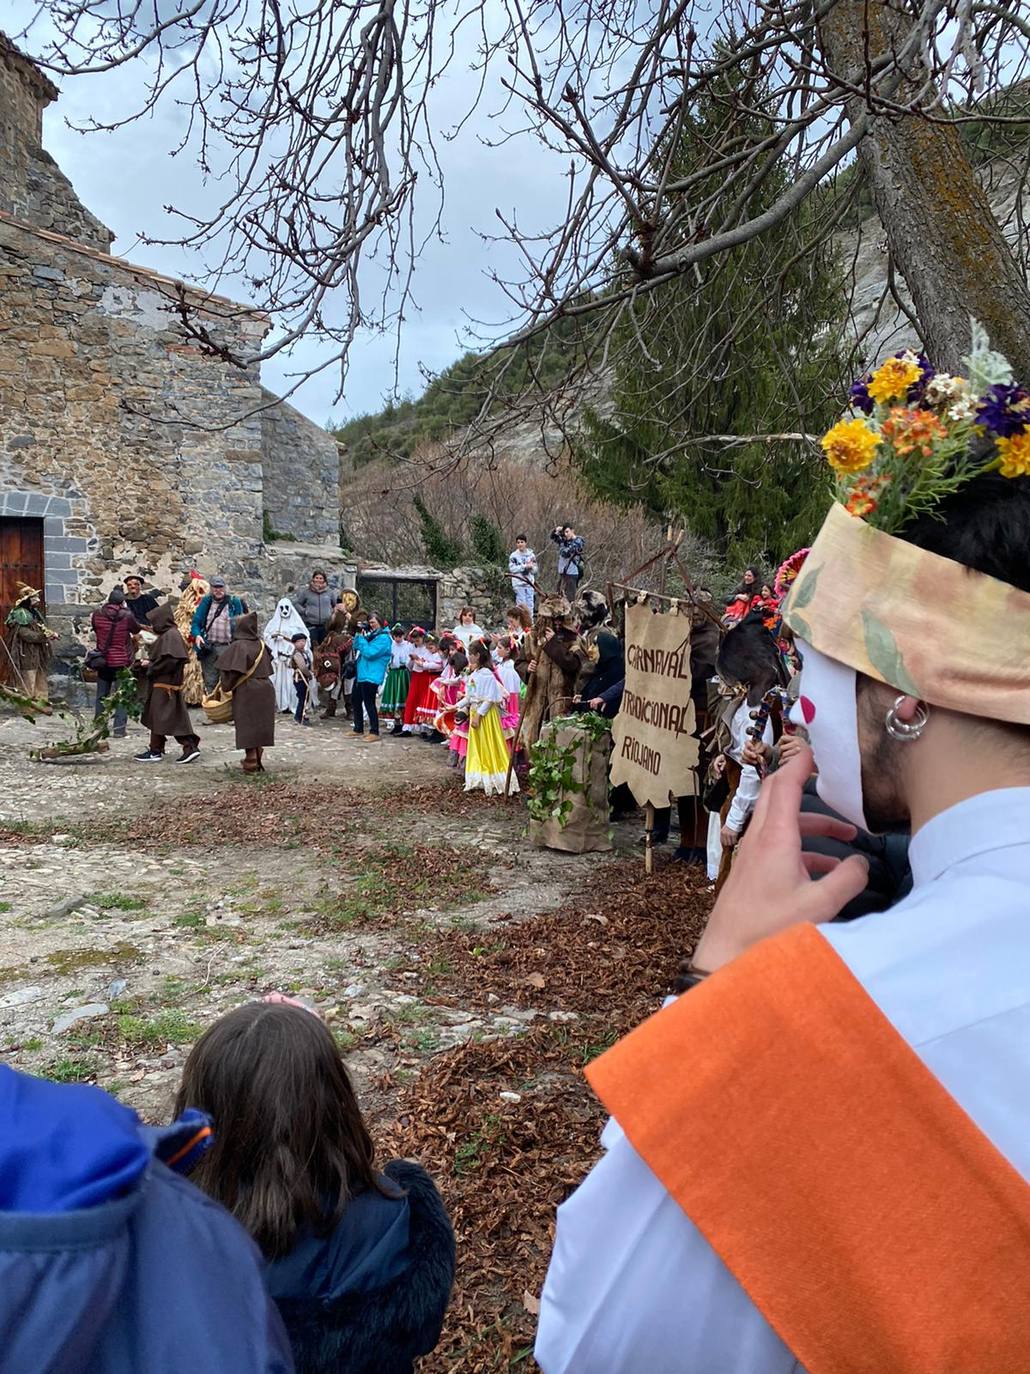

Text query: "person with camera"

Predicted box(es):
[550, 524, 585, 601]
[190, 577, 248, 693]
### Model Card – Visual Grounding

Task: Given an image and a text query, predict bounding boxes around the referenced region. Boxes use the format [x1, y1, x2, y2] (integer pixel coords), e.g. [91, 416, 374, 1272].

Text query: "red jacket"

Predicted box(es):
[91, 605, 140, 668]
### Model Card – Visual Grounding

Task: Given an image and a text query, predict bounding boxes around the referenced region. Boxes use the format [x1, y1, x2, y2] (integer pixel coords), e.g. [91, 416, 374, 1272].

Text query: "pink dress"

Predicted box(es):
[495, 660, 522, 746]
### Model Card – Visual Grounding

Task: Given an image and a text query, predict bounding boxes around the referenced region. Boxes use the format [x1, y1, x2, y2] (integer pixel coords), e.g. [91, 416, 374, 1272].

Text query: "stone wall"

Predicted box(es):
[0, 216, 270, 625]
[438, 565, 509, 628]
[260, 389, 341, 545]
[0, 37, 113, 252]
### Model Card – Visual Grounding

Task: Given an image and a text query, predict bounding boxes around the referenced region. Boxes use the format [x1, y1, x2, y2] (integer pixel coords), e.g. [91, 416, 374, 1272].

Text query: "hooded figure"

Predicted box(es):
[218, 613, 275, 773]
[520, 594, 590, 750]
[263, 598, 312, 714]
[138, 604, 201, 763]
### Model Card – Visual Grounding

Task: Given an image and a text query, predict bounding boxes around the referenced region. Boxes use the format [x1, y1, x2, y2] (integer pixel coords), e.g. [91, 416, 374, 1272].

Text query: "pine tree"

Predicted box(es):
[575, 69, 849, 569]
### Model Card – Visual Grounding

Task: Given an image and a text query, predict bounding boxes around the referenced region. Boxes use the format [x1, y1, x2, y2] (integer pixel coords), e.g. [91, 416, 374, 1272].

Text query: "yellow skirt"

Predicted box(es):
[465, 704, 520, 796]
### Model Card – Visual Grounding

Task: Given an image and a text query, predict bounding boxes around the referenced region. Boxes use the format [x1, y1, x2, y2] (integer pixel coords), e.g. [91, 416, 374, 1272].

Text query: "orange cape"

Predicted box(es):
[587, 924, 1030, 1374]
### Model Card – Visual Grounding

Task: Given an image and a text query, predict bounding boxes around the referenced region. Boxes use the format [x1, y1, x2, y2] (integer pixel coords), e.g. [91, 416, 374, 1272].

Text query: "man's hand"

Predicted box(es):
[588, 696, 604, 711]
[541, 628, 554, 644]
[720, 824, 739, 850]
[692, 747, 869, 974]
[778, 732, 807, 765]
[741, 738, 772, 768]
[527, 659, 538, 673]
[710, 753, 727, 779]
[195, 635, 205, 648]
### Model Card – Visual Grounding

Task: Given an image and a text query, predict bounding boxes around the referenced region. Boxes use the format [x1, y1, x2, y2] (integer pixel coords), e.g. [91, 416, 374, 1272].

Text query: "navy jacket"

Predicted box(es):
[270, 1160, 455, 1374]
[0, 1067, 294, 1374]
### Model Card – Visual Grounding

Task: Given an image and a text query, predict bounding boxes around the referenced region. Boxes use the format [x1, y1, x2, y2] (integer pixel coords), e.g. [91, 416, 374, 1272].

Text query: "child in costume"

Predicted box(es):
[494, 634, 524, 747]
[291, 632, 313, 726]
[412, 634, 445, 738]
[460, 640, 520, 796]
[382, 624, 412, 733]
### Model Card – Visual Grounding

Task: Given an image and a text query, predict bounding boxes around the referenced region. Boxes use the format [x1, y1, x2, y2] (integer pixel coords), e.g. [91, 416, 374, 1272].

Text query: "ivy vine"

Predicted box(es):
[527, 711, 611, 827]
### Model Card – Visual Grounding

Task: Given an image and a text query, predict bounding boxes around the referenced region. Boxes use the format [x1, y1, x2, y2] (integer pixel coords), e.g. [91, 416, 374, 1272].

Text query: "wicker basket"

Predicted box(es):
[201, 686, 234, 725]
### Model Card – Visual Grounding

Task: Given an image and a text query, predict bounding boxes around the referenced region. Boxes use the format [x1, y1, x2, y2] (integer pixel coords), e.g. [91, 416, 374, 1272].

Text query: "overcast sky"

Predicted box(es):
[9, 6, 571, 426]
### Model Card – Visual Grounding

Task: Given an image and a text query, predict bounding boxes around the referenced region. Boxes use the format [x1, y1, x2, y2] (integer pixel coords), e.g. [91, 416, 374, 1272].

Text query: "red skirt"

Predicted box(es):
[403, 671, 440, 727]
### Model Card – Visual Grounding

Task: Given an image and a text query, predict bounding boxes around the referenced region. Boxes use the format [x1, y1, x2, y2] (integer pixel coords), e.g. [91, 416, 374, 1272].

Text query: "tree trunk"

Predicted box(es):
[819, 0, 1030, 374]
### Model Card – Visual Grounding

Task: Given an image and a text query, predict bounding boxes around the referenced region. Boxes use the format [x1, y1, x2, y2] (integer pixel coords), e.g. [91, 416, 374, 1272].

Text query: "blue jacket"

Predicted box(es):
[190, 593, 247, 640]
[0, 1066, 294, 1374]
[269, 1160, 454, 1374]
[353, 628, 393, 686]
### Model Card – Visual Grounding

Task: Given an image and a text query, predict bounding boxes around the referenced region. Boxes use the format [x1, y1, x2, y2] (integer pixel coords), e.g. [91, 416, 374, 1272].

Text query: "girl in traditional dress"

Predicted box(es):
[413, 634, 445, 737]
[263, 598, 308, 714]
[382, 624, 412, 734]
[494, 635, 524, 746]
[451, 607, 485, 650]
[218, 613, 275, 773]
[429, 634, 466, 757]
[401, 628, 438, 736]
[460, 641, 520, 796]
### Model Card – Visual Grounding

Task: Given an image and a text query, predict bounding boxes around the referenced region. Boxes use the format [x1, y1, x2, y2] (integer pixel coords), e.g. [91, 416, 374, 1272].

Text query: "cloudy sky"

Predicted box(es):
[8, 5, 571, 426]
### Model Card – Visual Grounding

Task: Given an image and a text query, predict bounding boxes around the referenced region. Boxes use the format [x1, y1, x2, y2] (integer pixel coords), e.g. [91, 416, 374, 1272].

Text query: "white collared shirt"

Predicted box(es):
[536, 788, 1030, 1374]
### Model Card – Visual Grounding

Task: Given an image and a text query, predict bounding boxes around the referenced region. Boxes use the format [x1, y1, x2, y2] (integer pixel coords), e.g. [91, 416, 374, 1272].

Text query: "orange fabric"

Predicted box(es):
[586, 924, 1030, 1374]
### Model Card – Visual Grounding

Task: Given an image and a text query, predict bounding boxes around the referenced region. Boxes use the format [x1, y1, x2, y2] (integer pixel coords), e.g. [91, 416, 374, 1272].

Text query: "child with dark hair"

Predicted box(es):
[459, 640, 520, 794]
[291, 632, 313, 726]
[175, 1000, 455, 1374]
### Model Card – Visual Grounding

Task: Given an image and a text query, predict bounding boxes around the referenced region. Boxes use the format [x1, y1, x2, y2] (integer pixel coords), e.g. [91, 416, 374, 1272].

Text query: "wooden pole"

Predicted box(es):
[644, 801, 655, 874]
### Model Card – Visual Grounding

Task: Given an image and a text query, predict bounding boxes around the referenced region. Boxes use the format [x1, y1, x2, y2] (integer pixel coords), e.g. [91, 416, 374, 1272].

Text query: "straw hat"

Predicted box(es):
[15, 583, 41, 602]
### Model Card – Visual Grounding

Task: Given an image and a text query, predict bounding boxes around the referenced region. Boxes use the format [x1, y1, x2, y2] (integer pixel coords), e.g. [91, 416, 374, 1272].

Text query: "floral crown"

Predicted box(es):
[820, 322, 1029, 533]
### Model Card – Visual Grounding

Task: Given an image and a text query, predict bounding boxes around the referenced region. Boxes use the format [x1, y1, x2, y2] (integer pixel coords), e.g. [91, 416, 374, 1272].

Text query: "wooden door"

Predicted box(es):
[0, 518, 45, 685]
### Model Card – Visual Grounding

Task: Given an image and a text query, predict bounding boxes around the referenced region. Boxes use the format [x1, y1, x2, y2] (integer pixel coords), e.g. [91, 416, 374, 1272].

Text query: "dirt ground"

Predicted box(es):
[0, 700, 711, 1372]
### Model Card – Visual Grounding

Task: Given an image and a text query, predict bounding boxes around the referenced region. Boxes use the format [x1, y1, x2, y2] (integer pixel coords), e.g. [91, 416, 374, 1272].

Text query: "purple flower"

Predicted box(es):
[849, 375, 874, 415]
[905, 353, 935, 404]
[976, 383, 1030, 438]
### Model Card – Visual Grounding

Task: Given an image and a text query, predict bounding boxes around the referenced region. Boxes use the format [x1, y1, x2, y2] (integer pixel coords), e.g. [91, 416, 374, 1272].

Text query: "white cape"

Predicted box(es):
[263, 598, 317, 713]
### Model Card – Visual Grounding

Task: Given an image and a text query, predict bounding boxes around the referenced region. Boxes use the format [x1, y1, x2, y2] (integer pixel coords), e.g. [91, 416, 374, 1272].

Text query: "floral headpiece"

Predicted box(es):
[820, 323, 1029, 533]
[773, 548, 809, 602]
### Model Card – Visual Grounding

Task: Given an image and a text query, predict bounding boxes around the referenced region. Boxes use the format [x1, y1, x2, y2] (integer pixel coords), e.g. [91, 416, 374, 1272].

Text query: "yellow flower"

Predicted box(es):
[996, 427, 1030, 478]
[822, 417, 881, 474]
[867, 355, 923, 405]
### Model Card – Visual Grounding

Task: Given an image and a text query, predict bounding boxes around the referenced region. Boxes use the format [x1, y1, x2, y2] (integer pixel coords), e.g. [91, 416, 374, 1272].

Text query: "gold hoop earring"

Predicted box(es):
[884, 696, 929, 742]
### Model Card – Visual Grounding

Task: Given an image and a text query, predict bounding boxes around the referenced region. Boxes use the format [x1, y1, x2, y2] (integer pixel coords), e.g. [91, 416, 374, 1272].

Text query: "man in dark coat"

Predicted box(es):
[218, 613, 275, 773]
[136, 604, 201, 763]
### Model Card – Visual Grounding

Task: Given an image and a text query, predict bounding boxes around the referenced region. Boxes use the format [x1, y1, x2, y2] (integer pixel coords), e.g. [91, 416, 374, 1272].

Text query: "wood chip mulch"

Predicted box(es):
[379, 860, 713, 1372]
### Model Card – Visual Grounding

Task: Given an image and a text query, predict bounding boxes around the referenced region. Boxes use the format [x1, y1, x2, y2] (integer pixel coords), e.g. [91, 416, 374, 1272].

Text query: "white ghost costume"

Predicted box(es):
[263, 598, 317, 713]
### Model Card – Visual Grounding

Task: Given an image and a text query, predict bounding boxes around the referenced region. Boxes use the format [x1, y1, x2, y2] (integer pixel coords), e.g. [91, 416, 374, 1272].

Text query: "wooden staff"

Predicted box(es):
[644, 801, 655, 875]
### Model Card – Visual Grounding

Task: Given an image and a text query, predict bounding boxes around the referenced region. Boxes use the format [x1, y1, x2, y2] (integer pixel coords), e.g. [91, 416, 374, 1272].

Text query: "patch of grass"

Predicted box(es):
[333, 1027, 359, 1053]
[0, 901, 12, 914]
[410, 1028, 441, 1054]
[42, 1053, 99, 1083]
[173, 908, 204, 929]
[89, 892, 149, 912]
[22, 1036, 43, 1052]
[116, 1008, 202, 1047]
[453, 1113, 506, 1175]
[392, 1002, 428, 1025]
[47, 942, 142, 975]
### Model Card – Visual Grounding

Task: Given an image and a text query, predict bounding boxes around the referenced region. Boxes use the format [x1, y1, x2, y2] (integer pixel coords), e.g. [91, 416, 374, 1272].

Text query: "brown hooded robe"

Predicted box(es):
[141, 604, 195, 739]
[218, 613, 276, 749]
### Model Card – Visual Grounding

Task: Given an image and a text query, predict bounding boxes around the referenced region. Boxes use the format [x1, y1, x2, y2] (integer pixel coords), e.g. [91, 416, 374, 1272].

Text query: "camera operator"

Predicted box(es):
[550, 523, 585, 601]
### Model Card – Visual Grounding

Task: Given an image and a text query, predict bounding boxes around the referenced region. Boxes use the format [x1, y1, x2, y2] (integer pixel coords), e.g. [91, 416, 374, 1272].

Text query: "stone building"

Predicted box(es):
[0, 33, 344, 673]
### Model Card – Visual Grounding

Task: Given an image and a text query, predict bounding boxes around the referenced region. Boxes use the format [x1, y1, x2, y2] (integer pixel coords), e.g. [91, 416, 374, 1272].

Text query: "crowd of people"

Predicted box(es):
[5, 340, 1030, 1371]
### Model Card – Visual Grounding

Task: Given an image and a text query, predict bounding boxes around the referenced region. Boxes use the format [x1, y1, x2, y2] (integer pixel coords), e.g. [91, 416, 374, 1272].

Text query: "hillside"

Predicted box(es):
[335, 97, 1030, 472]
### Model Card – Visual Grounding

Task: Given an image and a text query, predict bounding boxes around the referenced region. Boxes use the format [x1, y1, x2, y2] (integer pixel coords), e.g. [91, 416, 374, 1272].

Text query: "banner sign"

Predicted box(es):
[610, 602, 698, 807]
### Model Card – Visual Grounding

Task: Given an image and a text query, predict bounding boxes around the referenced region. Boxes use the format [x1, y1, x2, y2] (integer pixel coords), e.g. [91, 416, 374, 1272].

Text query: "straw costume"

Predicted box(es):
[173, 572, 208, 707]
[537, 329, 1030, 1374]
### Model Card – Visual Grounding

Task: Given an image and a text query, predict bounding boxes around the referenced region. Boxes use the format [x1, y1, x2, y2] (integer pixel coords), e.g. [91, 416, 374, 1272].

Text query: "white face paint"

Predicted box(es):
[791, 640, 868, 830]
